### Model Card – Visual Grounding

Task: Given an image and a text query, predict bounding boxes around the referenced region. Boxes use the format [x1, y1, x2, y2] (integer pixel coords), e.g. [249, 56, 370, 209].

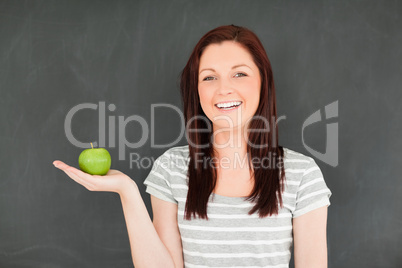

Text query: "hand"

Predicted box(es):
[53, 160, 136, 195]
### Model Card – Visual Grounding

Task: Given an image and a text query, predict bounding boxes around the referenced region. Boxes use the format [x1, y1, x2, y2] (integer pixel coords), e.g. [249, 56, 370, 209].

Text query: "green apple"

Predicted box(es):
[78, 143, 111, 175]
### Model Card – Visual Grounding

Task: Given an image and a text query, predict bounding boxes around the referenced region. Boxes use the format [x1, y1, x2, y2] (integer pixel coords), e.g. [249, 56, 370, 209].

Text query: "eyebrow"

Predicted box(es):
[199, 64, 252, 75]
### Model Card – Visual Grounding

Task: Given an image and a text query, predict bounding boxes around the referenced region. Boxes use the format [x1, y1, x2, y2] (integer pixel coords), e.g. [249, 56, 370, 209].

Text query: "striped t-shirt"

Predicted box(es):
[143, 145, 332, 268]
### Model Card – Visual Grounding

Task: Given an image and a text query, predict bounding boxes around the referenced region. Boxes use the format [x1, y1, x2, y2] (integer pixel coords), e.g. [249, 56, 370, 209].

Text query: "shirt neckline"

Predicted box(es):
[212, 192, 249, 199]
[209, 192, 252, 204]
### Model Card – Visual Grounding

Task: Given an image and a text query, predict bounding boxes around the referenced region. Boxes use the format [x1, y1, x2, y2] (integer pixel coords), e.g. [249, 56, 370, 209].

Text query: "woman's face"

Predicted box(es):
[198, 41, 261, 133]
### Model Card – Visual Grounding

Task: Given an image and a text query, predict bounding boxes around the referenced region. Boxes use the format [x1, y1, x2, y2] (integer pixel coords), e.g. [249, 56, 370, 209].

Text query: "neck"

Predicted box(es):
[212, 125, 249, 169]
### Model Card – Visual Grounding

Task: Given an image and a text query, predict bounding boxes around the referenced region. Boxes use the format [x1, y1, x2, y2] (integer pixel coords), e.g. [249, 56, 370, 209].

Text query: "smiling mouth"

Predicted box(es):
[215, 102, 243, 111]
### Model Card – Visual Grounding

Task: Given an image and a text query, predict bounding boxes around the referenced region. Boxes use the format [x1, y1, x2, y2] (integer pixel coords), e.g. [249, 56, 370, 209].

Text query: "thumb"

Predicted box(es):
[106, 169, 122, 175]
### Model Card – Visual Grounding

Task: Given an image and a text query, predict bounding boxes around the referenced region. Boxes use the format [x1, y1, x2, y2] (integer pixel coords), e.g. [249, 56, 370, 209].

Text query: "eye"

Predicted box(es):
[234, 73, 247, 78]
[203, 76, 216, 81]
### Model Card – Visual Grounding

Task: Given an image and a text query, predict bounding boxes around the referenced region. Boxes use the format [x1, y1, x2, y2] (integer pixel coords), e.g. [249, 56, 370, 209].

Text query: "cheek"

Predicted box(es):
[250, 79, 261, 90]
[249, 79, 261, 97]
[198, 87, 213, 114]
[238, 78, 260, 90]
[198, 85, 213, 103]
[245, 81, 261, 110]
[240, 80, 260, 97]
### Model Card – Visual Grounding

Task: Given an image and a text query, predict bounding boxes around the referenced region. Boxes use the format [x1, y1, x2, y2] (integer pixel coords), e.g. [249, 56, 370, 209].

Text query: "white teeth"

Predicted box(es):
[216, 101, 242, 108]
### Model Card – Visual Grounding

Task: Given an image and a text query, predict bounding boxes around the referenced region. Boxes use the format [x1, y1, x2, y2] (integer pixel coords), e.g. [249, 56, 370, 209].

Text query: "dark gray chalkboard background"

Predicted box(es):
[1, 0, 401, 267]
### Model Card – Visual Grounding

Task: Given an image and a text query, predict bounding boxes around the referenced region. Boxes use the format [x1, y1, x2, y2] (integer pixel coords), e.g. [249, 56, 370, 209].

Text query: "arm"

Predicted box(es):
[53, 161, 177, 268]
[292, 205, 329, 268]
[151, 195, 184, 268]
[119, 180, 178, 268]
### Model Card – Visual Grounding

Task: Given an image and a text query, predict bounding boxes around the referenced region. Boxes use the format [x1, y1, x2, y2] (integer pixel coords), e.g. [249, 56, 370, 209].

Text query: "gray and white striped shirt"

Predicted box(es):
[143, 145, 332, 268]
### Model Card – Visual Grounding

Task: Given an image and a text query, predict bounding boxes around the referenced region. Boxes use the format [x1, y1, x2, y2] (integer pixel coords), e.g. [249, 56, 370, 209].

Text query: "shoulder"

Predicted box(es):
[282, 147, 314, 164]
[281, 147, 323, 183]
[164, 144, 190, 159]
[281, 148, 332, 218]
[155, 144, 189, 171]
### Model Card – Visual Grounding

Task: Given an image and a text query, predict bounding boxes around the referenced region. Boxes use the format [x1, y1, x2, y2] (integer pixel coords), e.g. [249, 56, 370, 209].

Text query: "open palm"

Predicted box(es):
[53, 160, 134, 195]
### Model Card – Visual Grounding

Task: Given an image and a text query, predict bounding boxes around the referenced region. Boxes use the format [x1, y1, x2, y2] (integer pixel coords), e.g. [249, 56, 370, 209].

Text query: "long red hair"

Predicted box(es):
[180, 25, 286, 220]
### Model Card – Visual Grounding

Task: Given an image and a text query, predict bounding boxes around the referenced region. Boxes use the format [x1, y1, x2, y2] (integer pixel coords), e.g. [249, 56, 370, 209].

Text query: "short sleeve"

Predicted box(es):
[292, 158, 332, 218]
[143, 153, 178, 204]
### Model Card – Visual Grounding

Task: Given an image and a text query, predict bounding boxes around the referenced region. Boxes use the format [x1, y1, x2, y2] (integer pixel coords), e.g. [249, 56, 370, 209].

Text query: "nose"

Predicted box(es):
[217, 77, 234, 96]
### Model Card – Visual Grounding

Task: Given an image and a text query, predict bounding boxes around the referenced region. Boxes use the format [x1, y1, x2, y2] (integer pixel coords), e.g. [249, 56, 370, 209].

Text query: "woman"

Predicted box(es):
[54, 25, 332, 268]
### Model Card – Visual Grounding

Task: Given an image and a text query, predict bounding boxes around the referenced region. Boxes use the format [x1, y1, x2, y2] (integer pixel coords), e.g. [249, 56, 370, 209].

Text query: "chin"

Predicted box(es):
[212, 121, 246, 130]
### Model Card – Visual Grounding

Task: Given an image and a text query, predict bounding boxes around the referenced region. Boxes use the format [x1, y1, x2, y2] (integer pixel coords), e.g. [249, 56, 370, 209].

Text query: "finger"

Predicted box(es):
[57, 163, 97, 183]
[67, 167, 97, 187]
[63, 169, 81, 184]
[67, 166, 95, 180]
[61, 168, 84, 185]
[53, 160, 70, 170]
[106, 169, 121, 176]
[65, 168, 96, 190]
[54, 161, 97, 190]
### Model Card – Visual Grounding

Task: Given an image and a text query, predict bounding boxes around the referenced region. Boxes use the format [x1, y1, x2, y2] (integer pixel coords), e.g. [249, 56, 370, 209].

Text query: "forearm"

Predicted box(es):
[119, 180, 175, 268]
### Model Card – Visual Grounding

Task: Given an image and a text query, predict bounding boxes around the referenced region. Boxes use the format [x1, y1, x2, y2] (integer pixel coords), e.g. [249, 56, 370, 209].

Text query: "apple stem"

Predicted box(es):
[91, 142, 93, 149]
